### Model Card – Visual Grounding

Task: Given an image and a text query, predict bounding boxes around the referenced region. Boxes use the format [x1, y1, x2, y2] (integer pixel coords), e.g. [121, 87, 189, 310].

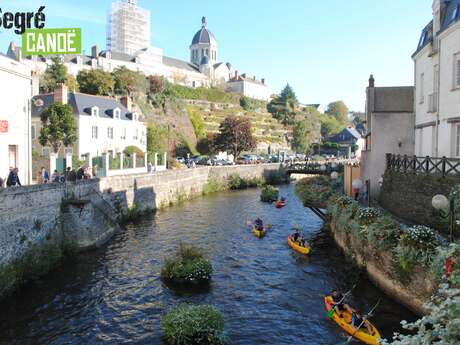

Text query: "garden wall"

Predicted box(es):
[381, 170, 460, 231]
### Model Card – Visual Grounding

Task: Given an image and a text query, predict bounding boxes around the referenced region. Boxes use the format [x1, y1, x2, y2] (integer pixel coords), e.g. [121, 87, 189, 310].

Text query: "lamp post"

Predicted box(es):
[432, 194, 456, 243]
[330, 171, 339, 180]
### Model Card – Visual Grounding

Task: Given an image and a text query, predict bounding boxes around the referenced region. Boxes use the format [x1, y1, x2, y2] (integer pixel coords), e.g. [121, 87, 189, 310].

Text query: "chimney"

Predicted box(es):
[91, 45, 99, 58]
[121, 96, 132, 111]
[235, 70, 239, 79]
[241, 73, 247, 78]
[368, 74, 375, 88]
[261, 78, 265, 85]
[253, 76, 256, 81]
[54, 83, 68, 105]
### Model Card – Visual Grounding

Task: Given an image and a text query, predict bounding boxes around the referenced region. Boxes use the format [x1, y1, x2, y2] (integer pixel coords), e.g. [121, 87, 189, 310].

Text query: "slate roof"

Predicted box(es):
[192, 27, 216, 45]
[228, 75, 265, 86]
[32, 93, 135, 121]
[327, 127, 362, 144]
[162, 56, 200, 72]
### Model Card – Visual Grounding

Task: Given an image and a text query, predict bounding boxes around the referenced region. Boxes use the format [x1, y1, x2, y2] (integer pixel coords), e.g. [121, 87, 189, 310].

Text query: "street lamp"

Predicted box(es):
[432, 194, 456, 242]
[320, 164, 327, 172]
[330, 171, 339, 180]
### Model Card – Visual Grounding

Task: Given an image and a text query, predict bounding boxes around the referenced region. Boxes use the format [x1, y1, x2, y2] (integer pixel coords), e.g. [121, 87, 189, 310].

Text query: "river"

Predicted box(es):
[0, 185, 416, 345]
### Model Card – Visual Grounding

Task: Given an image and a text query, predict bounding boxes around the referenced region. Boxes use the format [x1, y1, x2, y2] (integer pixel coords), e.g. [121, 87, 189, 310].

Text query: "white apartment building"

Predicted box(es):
[414, 0, 460, 157]
[107, 0, 151, 56]
[226, 72, 272, 101]
[31, 84, 146, 159]
[0, 54, 35, 185]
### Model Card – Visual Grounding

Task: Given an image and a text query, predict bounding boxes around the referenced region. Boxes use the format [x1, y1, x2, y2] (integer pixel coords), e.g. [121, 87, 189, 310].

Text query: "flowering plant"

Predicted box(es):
[357, 207, 381, 225]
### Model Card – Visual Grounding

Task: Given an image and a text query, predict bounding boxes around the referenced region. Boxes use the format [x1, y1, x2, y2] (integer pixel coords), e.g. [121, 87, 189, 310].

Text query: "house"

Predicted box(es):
[413, 0, 460, 157]
[31, 84, 147, 174]
[361, 75, 415, 199]
[226, 71, 272, 101]
[326, 127, 365, 158]
[0, 54, 36, 185]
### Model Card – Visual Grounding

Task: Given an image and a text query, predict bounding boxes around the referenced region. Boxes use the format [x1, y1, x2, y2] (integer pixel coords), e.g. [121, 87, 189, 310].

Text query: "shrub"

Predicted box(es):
[227, 174, 247, 190]
[122, 203, 148, 223]
[264, 171, 285, 185]
[203, 177, 227, 195]
[366, 216, 401, 251]
[246, 176, 265, 188]
[356, 207, 381, 226]
[161, 304, 226, 345]
[161, 245, 213, 285]
[295, 176, 335, 207]
[260, 185, 279, 203]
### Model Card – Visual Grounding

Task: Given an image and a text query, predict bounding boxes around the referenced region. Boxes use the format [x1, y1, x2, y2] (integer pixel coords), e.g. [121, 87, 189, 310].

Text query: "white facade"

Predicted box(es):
[226, 74, 272, 101]
[107, 0, 151, 56]
[0, 55, 33, 185]
[414, 0, 460, 158]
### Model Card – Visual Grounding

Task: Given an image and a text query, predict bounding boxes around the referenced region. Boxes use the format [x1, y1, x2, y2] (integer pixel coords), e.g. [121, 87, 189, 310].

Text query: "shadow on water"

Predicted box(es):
[0, 184, 417, 345]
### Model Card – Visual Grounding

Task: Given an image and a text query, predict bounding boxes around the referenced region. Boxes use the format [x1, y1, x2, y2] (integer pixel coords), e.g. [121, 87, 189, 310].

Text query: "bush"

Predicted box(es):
[366, 215, 401, 251]
[264, 171, 285, 185]
[161, 245, 213, 285]
[227, 174, 247, 190]
[169, 84, 240, 104]
[295, 176, 335, 207]
[161, 304, 226, 345]
[122, 203, 148, 223]
[356, 207, 381, 225]
[203, 177, 227, 195]
[260, 185, 279, 202]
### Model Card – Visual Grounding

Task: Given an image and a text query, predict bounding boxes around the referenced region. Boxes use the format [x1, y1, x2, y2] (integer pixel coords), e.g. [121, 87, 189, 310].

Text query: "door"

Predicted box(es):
[8, 145, 17, 168]
[56, 158, 66, 174]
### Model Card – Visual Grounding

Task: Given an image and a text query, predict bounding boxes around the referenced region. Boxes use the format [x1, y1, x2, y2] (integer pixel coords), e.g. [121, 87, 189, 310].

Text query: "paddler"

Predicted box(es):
[351, 309, 375, 335]
[291, 228, 300, 242]
[330, 290, 353, 316]
[254, 218, 264, 231]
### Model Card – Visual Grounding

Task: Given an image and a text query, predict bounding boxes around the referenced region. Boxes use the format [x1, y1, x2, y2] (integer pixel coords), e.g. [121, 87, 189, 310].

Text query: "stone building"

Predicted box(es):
[413, 0, 460, 157]
[361, 75, 415, 199]
[0, 54, 35, 185]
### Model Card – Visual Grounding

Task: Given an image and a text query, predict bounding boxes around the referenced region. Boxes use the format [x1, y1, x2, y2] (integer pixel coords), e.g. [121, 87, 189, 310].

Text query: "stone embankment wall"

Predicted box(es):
[329, 220, 434, 316]
[381, 170, 460, 232]
[0, 164, 284, 300]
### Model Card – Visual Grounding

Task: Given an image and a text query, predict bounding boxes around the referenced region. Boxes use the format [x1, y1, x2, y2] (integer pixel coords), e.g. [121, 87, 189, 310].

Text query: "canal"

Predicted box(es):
[0, 185, 416, 344]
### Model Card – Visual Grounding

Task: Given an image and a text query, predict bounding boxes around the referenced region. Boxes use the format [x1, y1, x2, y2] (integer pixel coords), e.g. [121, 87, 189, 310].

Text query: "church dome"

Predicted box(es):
[191, 17, 217, 45]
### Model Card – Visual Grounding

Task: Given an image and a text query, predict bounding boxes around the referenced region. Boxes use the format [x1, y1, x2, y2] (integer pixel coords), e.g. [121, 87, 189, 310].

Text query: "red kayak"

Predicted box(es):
[275, 201, 286, 209]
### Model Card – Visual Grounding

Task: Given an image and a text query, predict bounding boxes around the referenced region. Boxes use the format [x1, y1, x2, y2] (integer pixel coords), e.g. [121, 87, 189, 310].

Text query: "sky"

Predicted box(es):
[0, 0, 433, 111]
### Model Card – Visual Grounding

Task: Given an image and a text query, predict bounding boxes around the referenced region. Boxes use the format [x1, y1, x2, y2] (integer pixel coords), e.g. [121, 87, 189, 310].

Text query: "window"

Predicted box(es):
[31, 125, 35, 140]
[91, 107, 99, 117]
[64, 148, 73, 155]
[132, 112, 138, 121]
[121, 128, 126, 140]
[134, 129, 138, 140]
[107, 127, 114, 139]
[92, 126, 98, 139]
[419, 73, 425, 103]
[455, 55, 460, 88]
[113, 108, 121, 119]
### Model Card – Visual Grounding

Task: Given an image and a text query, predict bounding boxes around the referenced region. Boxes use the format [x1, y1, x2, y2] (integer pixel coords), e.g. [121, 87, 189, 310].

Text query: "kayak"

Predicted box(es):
[275, 201, 286, 208]
[287, 235, 311, 255]
[252, 226, 267, 238]
[324, 296, 381, 345]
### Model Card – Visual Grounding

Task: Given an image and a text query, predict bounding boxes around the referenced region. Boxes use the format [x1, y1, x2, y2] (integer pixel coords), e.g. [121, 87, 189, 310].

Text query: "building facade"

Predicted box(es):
[107, 0, 151, 56]
[0, 54, 35, 185]
[414, 0, 460, 158]
[226, 72, 272, 101]
[31, 85, 146, 161]
[362, 75, 415, 199]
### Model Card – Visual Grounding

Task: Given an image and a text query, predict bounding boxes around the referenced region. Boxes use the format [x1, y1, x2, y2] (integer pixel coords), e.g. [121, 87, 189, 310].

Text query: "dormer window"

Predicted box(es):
[91, 106, 99, 117]
[113, 108, 121, 119]
[132, 112, 138, 121]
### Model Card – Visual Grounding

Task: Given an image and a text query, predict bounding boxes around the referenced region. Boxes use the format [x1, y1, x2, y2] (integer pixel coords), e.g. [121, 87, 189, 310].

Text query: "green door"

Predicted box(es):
[92, 156, 106, 177]
[56, 157, 66, 174]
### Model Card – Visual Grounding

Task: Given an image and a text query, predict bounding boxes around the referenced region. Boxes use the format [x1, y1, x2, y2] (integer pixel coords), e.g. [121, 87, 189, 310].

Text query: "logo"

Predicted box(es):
[22, 28, 82, 56]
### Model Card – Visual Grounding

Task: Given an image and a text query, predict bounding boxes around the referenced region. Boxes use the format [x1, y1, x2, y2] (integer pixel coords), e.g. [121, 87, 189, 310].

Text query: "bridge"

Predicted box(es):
[284, 159, 357, 175]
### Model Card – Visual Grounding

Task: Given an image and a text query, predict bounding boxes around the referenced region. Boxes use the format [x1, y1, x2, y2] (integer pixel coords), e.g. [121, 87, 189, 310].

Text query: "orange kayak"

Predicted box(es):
[324, 296, 381, 345]
[275, 201, 286, 208]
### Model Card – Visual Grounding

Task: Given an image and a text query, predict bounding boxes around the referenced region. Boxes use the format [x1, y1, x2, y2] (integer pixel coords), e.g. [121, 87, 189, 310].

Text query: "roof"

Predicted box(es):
[228, 75, 265, 86]
[31, 92, 136, 121]
[414, 0, 460, 56]
[327, 127, 362, 144]
[162, 56, 200, 72]
[191, 17, 217, 45]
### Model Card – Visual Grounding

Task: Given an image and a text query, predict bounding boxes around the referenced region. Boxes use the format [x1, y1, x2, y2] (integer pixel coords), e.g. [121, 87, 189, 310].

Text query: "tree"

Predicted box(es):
[325, 101, 349, 124]
[39, 103, 77, 153]
[214, 117, 256, 158]
[279, 84, 298, 105]
[148, 75, 167, 95]
[196, 133, 216, 155]
[320, 115, 343, 137]
[40, 57, 78, 93]
[147, 124, 169, 154]
[292, 119, 313, 153]
[267, 84, 299, 125]
[112, 66, 148, 96]
[77, 69, 115, 95]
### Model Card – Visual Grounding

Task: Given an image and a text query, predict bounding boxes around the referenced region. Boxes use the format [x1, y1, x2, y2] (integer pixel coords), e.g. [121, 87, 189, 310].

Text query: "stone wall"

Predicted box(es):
[329, 220, 434, 316]
[0, 164, 284, 300]
[381, 170, 460, 232]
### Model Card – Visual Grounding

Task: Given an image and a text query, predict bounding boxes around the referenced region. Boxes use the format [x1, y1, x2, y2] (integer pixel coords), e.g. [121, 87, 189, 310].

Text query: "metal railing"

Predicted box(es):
[386, 153, 460, 176]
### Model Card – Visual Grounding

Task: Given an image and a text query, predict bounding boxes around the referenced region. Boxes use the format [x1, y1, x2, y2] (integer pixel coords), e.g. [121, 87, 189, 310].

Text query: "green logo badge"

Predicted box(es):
[21, 28, 81, 56]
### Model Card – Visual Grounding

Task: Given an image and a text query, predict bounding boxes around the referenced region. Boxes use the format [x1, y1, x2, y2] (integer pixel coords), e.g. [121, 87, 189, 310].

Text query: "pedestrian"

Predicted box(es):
[147, 162, 153, 173]
[92, 165, 98, 178]
[6, 168, 21, 187]
[76, 166, 85, 180]
[40, 167, 49, 183]
[51, 170, 60, 183]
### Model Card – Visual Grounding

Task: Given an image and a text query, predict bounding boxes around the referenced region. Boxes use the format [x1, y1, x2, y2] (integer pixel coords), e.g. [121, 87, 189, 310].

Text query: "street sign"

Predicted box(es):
[0, 120, 8, 133]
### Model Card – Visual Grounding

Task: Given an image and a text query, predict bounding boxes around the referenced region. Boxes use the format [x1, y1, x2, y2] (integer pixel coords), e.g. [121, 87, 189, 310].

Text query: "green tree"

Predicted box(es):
[320, 114, 343, 137]
[267, 84, 299, 125]
[112, 66, 148, 96]
[325, 101, 349, 124]
[146, 124, 169, 154]
[279, 83, 298, 104]
[292, 119, 313, 153]
[39, 103, 77, 153]
[214, 116, 256, 158]
[40, 57, 78, 93]
[197, 133, 216, 155]
[77, 69, 115, 95]
[186, 106, 206, 139]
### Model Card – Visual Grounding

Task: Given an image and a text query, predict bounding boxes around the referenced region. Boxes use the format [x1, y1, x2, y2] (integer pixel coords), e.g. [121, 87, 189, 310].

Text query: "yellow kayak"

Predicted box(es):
[252, 226, 267, 238]
[287, 235, 311, 255]
[324, 296, 381, 345]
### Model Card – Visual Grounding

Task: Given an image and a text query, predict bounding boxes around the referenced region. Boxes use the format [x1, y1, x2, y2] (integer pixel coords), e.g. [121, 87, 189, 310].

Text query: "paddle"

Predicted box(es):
[343, 299, 381, 344]
[326, 284, 358, 319]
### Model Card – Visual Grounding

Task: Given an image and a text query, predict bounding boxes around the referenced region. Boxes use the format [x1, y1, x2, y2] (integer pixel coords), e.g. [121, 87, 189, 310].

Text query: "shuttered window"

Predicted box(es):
[456, 58, 460, 87]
